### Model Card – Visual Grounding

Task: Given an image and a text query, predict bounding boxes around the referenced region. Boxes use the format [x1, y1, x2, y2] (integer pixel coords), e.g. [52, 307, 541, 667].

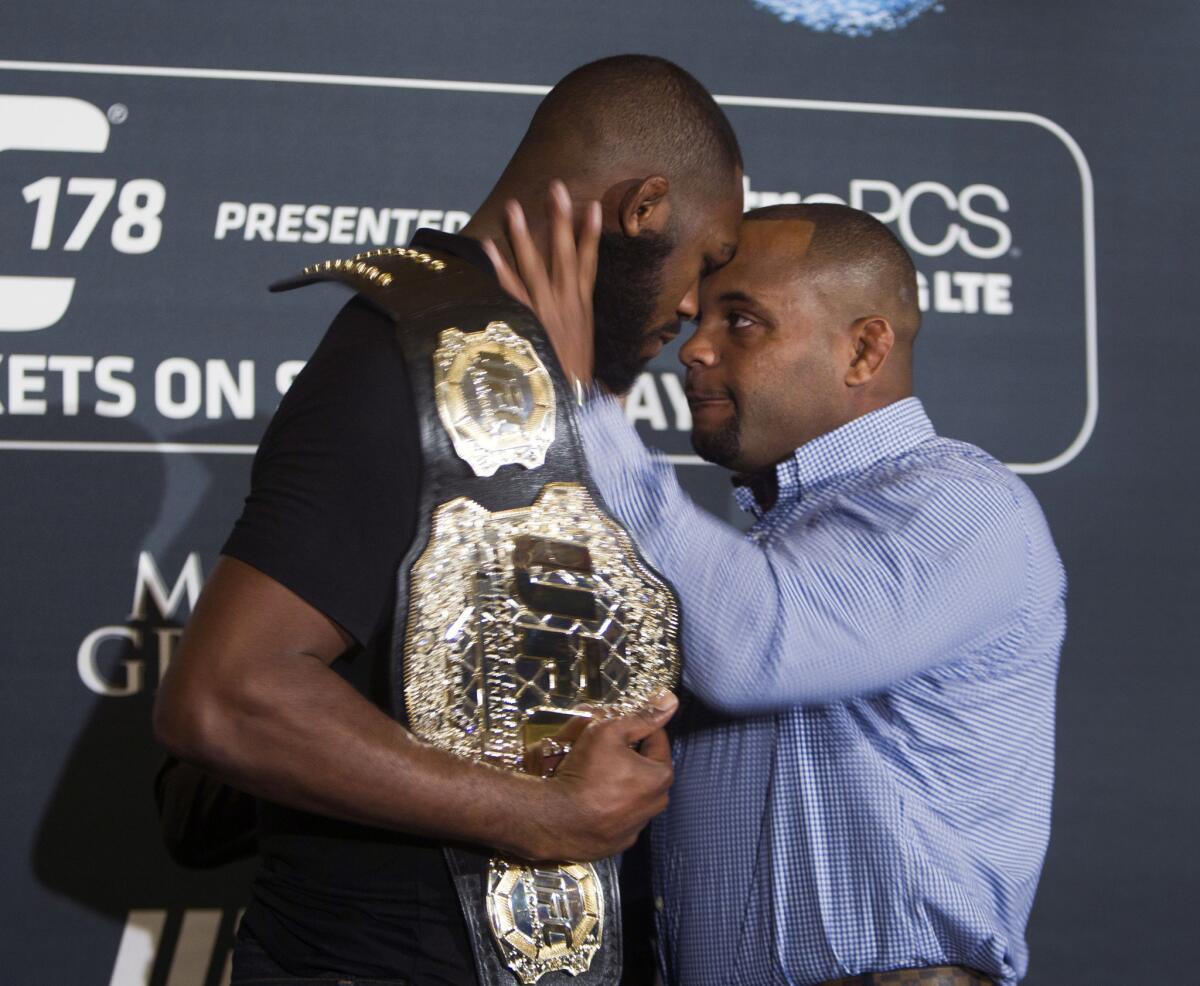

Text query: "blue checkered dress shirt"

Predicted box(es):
[578, 396, 1066, 986]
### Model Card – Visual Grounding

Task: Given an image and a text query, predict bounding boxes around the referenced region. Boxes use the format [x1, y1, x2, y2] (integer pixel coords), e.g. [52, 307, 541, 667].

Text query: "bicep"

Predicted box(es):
[683, 475, 1030, 711]
[761, 481, 1029, 699]
[180, 555, 351, 675]
[154, 556, 351, 757]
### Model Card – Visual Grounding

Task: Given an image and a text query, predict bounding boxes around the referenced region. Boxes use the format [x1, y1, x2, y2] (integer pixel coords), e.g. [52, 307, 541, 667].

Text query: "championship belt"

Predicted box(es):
[272, 247, 681, 986]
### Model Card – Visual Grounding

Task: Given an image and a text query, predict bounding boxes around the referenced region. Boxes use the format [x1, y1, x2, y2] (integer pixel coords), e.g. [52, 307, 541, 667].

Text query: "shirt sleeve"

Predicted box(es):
[222, 296, 422, 646]
[579, 395, 1032, 712]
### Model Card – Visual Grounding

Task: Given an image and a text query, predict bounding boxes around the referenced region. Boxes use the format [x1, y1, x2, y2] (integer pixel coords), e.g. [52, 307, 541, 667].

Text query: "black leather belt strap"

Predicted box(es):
[444, 847, 623, 986]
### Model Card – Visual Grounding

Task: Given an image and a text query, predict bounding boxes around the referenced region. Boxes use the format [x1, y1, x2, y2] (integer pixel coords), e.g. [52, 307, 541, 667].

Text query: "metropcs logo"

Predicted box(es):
[742, 175, 1014, 316]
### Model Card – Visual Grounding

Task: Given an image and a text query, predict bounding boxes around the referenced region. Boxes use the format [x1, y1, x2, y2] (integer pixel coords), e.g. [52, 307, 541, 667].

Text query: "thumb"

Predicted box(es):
[638, 727, 672, 766]
[603, 689, 679, 746]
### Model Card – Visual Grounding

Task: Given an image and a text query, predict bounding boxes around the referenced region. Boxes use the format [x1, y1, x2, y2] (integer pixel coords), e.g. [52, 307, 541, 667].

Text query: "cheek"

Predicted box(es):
[654, 259, 699, 312]
[733, 344, 825, 415]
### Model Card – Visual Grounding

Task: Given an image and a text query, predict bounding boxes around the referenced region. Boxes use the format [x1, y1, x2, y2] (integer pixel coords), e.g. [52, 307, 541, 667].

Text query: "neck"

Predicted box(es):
[460, 182, 559, 271]
[853, 368, 913, 420]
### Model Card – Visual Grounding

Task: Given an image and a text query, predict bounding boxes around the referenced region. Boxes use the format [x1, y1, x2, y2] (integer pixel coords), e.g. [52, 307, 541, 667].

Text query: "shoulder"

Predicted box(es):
[267, 296, 407, 437]
[871, 438, 1066, 622]
[848, 435, 1057, 567]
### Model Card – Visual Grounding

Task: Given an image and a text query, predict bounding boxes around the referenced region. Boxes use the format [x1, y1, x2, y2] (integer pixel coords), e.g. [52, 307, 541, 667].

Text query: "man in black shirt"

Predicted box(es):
[154, 55, 743, 984]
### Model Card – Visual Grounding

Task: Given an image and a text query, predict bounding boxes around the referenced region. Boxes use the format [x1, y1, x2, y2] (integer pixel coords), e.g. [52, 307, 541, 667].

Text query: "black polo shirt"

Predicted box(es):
[223, 229, 488, 984]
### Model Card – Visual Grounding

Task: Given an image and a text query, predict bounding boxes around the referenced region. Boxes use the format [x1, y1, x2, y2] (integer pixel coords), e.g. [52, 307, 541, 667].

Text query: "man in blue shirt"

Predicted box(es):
[491, 201, 1065, 985]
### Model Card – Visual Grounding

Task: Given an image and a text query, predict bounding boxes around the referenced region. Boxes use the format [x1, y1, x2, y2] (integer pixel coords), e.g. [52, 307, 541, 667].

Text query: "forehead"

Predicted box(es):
[701, 218, 816, 302]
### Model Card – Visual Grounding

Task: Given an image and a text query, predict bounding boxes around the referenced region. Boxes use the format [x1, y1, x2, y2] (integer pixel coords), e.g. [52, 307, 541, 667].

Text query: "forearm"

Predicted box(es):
[578, 398, 1027, 711]
[158, 654, 543, 857]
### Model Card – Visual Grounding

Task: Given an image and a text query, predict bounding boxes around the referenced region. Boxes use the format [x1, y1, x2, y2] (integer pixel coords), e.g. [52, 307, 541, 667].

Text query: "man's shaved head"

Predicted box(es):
[682, 203, 923, 474]
[465, 55, 743, 394]
[509, 55, 743, 198]
[744, 203, 921, 349]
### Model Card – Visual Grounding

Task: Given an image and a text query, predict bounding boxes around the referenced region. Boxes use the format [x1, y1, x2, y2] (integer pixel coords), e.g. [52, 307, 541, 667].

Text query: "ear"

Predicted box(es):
[845, 316, 895, 387]
[601, 175, 671, 237]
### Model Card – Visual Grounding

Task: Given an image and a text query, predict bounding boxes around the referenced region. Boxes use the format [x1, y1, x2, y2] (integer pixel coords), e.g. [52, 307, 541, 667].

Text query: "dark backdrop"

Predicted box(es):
[1, 2, 1196, 983]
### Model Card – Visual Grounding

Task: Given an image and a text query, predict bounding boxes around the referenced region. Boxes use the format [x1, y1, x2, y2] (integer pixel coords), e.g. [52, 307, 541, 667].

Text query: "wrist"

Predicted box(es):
[491, 770, 559, 860]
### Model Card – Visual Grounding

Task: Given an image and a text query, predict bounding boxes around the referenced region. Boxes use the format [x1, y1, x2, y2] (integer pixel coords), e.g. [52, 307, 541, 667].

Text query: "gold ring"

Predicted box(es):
[543, 738, 573, 759]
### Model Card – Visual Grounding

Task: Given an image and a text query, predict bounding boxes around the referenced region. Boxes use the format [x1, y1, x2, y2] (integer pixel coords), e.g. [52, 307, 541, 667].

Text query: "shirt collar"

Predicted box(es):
[734, 397, 936, 517]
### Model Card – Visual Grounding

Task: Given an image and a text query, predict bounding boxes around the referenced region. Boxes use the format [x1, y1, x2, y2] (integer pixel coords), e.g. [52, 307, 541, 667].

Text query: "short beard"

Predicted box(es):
[592, 228, 675, 394]
[691, 409, 742, 469]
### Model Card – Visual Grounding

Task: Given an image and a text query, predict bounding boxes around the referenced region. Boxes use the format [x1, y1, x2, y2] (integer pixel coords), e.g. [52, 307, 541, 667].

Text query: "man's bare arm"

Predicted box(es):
[153, 556, 675, 863]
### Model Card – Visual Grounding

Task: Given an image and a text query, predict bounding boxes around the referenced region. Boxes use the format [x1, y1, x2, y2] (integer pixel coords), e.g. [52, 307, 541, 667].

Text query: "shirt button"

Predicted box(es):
[654, 896, 665, 912]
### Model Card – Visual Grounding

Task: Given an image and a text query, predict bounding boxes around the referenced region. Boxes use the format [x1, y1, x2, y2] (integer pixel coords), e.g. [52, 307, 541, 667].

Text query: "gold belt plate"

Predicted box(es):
[403, 481, 681, 982]
[433, 321, 556, 478]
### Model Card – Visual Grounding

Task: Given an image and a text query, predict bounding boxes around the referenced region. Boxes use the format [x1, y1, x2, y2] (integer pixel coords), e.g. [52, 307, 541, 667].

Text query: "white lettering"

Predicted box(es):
[303, 204, 330, 243]
[22, 176, 61, 249]
[77, 626, 142, 696]
[204, 358, 255, 419]
[213, 202, 472, 247]
[983, 273, 1013, 315]
[107, 911, 167, 986]
[850, 178, 902, 225]
[625, 373, 668, 431]
[356, 207, 390, 246]
[130, 551, 203, 621]
[276, 203, 304, 243]
[958, 184, 1012, 260]
[154, 627, 183, 680]
[659, 373, 692, 431]
[328, 205, 356, 244]
[243, 202, 276, 242]
[276, 359, 305, 395]
[63, 177, 116, 251]
[95, 355, 136, 417]
[915, 270, 1013, 315]
[47, 354, 93, 415]
[390, 208, 420, 244]
[933, 271, 963, 313]
[213, 201, 246, 240]
[443, 210, 471, 234]
[155, 357, 202, 419]
[900, 181, 960, 257]
[416, 208, 444, 231]
[8, 353, 47, 413]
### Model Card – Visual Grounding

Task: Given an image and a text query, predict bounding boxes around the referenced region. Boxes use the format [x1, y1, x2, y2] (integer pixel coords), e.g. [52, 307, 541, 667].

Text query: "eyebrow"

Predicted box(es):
[717, 290, 760, 307]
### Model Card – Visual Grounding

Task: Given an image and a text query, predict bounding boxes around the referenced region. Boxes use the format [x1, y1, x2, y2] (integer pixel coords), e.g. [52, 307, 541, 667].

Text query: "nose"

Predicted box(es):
[676, 278, 700, 322]
[679, 323, 717, 368]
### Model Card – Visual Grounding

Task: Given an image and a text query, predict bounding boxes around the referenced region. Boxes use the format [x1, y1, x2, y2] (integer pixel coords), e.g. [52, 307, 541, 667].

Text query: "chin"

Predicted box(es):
[690, 424, 741, 470]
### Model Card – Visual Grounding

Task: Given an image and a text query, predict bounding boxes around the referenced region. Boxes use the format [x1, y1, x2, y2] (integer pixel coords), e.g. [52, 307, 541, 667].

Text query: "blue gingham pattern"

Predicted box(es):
[578, 396, 1066, 986]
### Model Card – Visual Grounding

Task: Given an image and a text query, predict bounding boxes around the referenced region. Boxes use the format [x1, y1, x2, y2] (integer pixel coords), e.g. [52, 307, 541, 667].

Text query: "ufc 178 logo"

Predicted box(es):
[0, 94, 165, 332]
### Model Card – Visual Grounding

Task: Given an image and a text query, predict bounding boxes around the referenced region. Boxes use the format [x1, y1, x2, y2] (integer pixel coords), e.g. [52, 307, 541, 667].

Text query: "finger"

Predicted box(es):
[555, 714, 594, 746]
[505, 199, 554, 308]
[577, 199, 601, 303]
[481, 238, 533, 308]
[549, 180, 577, 291]
[637, 727, 672, 766]
[598, 690, 679, 746]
